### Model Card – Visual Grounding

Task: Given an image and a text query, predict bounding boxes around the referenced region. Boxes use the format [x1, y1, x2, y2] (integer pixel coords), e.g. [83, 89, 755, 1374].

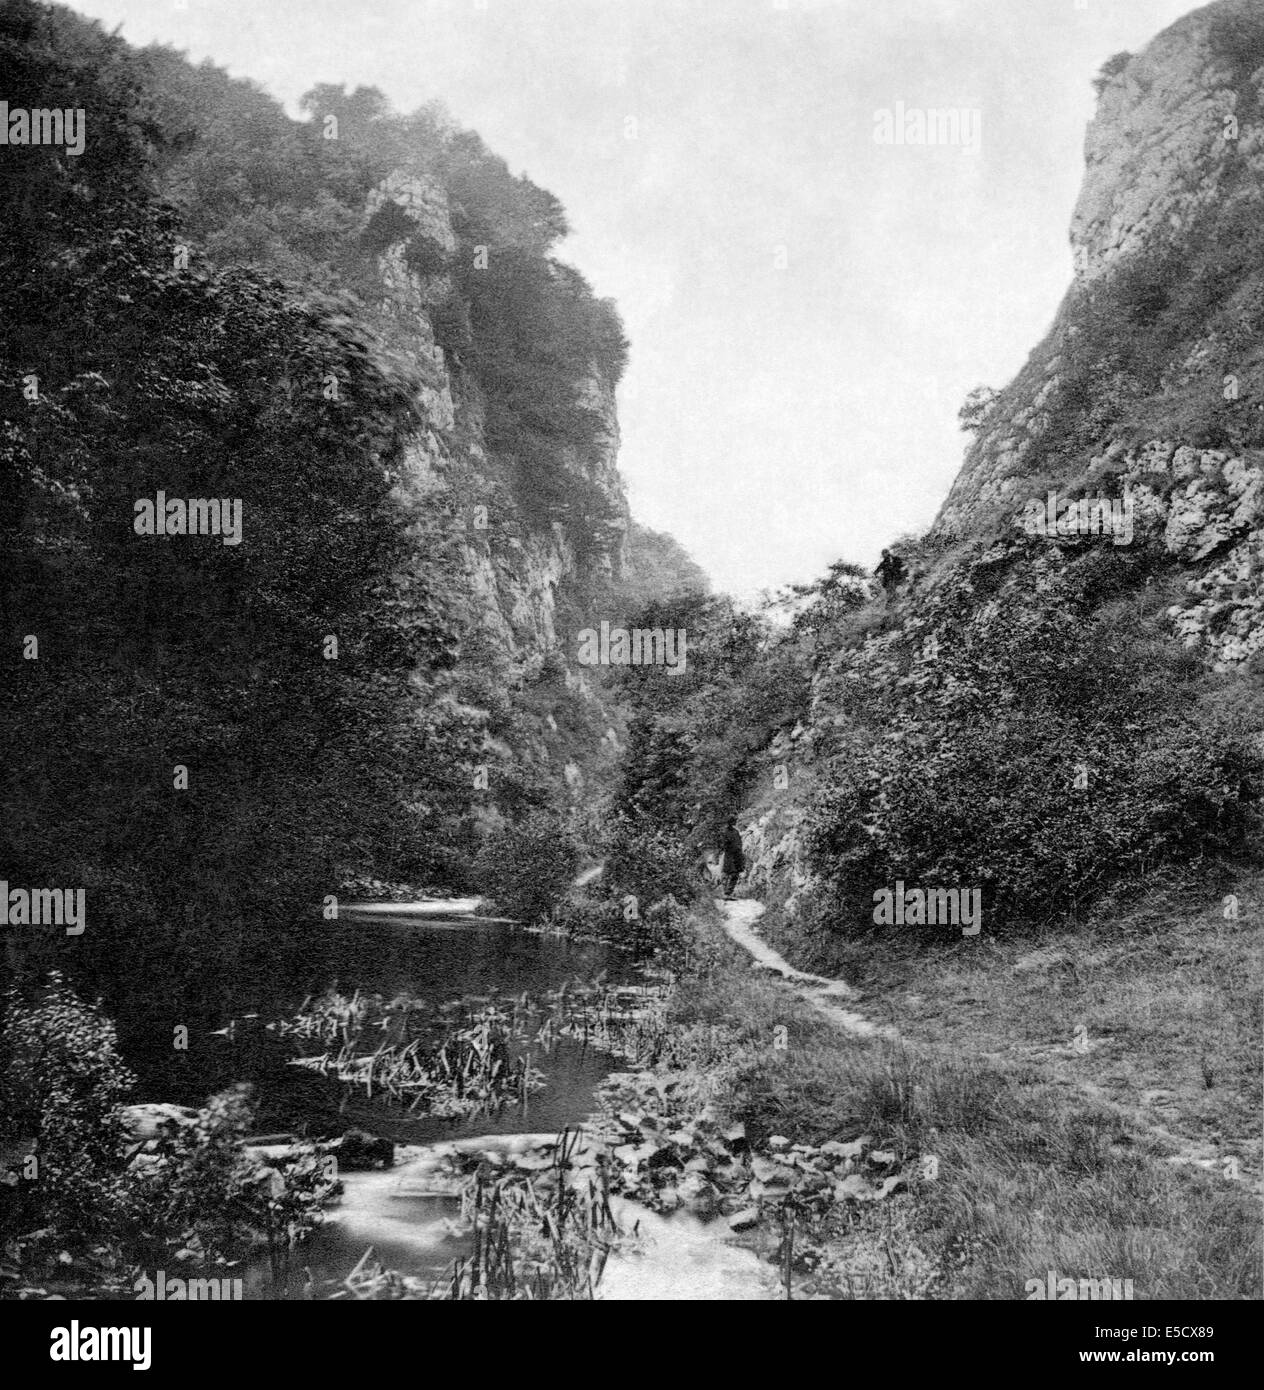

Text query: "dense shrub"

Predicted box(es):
[0, 976, 328, 1286]
[1208, 7, 1264, 88]
[127, 1084, 327, 1275]
[459, 250, 627, 518]
[602, 591, 813, 852]
[474, 810, 581, 925]
[600, 811, 700, 911]
[1092, 51, 1133, 96]
[0, 973, 135, 1247]
[800, 550, 1263, 936]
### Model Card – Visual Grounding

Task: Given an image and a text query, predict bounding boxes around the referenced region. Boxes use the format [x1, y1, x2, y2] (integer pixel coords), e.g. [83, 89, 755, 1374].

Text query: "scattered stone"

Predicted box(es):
[821, 1137, 870, 1159]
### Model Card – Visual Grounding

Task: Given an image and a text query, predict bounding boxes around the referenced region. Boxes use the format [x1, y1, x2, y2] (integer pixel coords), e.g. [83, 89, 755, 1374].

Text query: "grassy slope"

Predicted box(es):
[669, 875, 1262, 1299]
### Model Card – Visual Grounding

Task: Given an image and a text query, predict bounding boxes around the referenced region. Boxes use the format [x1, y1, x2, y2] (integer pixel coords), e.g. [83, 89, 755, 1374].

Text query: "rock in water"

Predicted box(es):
[336, 1129, 395, 1170]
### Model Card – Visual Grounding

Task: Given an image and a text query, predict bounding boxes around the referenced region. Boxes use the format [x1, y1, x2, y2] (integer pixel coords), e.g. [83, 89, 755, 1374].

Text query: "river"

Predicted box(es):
[141, 908, 642, 1297]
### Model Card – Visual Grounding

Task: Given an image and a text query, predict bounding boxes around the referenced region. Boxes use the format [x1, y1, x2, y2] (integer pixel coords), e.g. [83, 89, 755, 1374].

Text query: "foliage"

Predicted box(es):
[0, 2, 683, 1301]
[0, 973, 135, 1247]
[458, 249, 626, 518]
[1207, 7, 1264, 87]
[1011, 174, 1264, 487]
[281, 992, 545, 1118]
[786, 558, 872, 641]
[127, 1084, 328, 1277]
[141, 53, 630, 522]
[799, 547, 1263, 938]
[599, 812, 700, 915]
[337, 1129, 622, 1300]
[957, 384, 999, 435]
[1092, 51, 1133, 96]
[474, 810, 582, 925]
[603, 592, 810, 849]
[0, 5, 489, 1045]
[0, 978, 328, 1289]
[619, 521, 710, 611]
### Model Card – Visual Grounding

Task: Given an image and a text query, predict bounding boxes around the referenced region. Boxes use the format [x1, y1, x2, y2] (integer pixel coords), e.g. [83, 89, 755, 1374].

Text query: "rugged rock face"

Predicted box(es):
[360, 164, 716, 821]
[743, 0, 1264, 917]
[369, 168, 630, 669]
[1069, 3, 1260, 284]
[1120, 443, 1264, 664]
[936, 0, 1264, 670]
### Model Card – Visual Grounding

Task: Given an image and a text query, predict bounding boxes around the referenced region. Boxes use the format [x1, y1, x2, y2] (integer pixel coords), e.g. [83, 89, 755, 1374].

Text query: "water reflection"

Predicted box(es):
[141, 914, 639, 1298]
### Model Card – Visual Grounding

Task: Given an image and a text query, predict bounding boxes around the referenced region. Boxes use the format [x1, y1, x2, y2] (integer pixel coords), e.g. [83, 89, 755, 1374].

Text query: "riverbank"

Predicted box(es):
[78, 878, 1255, 1302]
[381, 880, 1260, 1299]
[333, 899, 930, 1299]
[684, 882, 1263, 1299]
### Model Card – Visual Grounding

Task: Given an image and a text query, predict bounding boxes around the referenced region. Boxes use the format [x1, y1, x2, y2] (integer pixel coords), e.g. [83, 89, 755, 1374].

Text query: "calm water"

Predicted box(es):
[142, 912, 640, 1298]
[142, 914, 637, 1137]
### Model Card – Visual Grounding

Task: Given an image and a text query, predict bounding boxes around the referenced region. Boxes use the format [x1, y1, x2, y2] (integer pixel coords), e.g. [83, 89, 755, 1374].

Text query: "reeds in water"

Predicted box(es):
[334, 1128, 625, 1300]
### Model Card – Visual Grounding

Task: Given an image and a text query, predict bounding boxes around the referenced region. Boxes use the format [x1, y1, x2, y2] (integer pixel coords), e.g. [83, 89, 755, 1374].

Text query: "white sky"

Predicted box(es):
[72, 0, 1197, 598]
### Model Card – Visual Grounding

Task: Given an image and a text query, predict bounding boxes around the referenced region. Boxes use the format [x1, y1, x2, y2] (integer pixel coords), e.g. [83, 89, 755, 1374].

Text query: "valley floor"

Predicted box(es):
[669, 876, 1262, 1299]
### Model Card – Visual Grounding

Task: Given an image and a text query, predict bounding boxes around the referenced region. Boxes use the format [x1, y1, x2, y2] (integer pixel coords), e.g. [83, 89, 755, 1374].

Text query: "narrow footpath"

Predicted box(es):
[716, 898, 898, 1041]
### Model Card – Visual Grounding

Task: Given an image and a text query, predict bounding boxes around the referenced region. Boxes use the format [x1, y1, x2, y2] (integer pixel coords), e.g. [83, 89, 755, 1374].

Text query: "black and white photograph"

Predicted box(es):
[1, 0, 1261, 1361]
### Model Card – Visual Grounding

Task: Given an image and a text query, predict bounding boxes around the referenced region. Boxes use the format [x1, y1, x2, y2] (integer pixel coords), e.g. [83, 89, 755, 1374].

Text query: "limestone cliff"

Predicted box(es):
[368, 168, 630, 670]
[361, 162, 695, 816]
[139, 42, 703, 825]
[936, 0, 1264, 669]
[743, 0, 1264, 938]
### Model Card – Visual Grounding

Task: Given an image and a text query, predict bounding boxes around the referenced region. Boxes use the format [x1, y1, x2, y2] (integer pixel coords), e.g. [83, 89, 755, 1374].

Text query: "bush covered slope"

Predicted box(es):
[598, 0, 1264, 967]
[0, 1, 694, 1038]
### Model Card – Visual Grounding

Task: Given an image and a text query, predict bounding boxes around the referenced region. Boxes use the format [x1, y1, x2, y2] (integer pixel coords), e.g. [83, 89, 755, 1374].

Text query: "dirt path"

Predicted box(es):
[717, 898, 898, 1040]
[716, 900, 1258, 1192]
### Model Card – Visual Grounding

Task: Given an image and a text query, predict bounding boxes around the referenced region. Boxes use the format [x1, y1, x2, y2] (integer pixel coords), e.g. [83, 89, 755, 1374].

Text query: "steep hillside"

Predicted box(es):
[0, 1, 699, 1046]
[736, 0, 1264, 967]
[592, 0, 1263, 973]
[136, 53, 687, 833]
[937, 0, 1264, 671]
[573, 9, 1264, 1299]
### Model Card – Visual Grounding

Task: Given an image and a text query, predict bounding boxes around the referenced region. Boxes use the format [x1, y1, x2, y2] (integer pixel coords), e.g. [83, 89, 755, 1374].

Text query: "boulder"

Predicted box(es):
[121, 1103, 198, 1141]
[335, 1129, 395, 1170]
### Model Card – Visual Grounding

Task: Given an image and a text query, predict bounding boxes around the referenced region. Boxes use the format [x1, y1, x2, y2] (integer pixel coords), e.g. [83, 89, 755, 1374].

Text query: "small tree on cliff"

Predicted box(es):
[1093, 52, 1133, 97]
[958, 385, 999, 436]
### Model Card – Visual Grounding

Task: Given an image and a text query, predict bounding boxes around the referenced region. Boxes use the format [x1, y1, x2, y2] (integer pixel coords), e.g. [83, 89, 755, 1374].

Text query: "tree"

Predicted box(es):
[958, 384, 999, 435]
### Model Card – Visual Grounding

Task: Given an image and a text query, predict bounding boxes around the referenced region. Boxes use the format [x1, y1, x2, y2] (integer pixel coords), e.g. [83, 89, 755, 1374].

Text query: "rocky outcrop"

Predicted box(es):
[1110, 442, 1264, 666]
[357, 164, 664, 817]
[738, 3, 1264, 929]
[936, 0, 1264, 670]
[1070, 2, 1263, 283]
[369, 168, 629, 668]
